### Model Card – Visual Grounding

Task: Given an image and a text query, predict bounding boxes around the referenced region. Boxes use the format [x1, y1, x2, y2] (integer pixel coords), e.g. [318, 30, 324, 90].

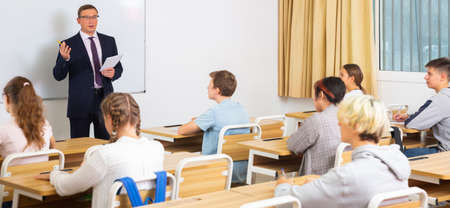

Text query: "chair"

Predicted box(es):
[108, 172, 176, 208]
[240, 195, 301, 208]
[174, 154, 233, 199]
[0, 149, 65, 204]
[367, 187, 428, 208]
[334, 143, 352, 168]
[217, 123, 262, 161]
[254, 115, 287, 138]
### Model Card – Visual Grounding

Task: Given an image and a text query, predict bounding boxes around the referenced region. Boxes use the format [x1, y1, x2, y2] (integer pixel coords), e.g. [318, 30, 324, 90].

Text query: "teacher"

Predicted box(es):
[53, 4, 123, 140]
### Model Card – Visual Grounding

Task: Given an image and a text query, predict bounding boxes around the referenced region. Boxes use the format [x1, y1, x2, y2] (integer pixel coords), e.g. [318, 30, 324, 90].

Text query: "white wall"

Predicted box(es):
[377, 71, 436, 114]
[2, 0, 433, 139]
[0, 0, 313, 139]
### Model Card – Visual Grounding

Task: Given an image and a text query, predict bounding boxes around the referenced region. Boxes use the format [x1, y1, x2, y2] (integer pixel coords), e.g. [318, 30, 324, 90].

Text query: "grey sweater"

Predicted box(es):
[287, 105, 341, 175]
[275, 144, 410, 208]
[405, 87, 450, 151]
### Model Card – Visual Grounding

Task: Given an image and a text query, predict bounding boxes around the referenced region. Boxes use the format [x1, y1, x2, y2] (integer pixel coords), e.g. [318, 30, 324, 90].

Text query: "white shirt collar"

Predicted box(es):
[79, 30, 99, 40]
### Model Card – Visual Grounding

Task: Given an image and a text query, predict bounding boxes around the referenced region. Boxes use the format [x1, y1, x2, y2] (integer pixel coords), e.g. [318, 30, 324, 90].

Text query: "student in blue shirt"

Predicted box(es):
[178, 70, 249, 183]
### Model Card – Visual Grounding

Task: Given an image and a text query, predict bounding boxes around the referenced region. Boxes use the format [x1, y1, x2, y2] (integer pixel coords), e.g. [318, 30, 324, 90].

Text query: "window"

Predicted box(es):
[379, 0, 449, 72]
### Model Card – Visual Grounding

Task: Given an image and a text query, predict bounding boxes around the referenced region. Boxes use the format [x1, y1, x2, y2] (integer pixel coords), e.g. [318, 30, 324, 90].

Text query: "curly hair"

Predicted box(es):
[100, 93, 141, 142]
[3, 76, 46, 149]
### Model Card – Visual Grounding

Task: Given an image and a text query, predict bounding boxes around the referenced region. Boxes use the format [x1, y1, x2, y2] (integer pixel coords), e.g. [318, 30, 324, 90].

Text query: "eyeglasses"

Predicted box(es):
[79, 15, 99, 20]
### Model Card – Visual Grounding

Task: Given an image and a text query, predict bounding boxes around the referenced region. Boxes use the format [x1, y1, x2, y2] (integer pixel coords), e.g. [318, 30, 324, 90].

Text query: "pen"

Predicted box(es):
[57, 40, 62, 45]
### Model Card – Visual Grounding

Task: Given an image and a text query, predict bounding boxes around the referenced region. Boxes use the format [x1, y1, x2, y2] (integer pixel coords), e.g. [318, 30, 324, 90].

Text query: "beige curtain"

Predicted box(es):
[278, 0, 377, 98]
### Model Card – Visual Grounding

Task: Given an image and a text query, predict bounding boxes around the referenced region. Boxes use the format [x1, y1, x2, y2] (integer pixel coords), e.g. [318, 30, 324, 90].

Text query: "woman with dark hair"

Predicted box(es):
[287, 77, 346, 175]
[340, 64, 365, 99]
[0, 76, 55, 166]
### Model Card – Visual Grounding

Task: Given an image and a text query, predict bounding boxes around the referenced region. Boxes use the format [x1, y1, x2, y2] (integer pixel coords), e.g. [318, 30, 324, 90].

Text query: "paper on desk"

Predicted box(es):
[100, 54, 123, 71]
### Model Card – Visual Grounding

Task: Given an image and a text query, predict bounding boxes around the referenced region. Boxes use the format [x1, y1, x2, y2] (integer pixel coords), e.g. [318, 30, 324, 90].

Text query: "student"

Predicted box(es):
[0, 76, 55, 166]
[287, 77, 345, 175]
[39, 93, 164, 208]
[394, 57, 450, 157]
[339, 64, 365, 99]
[276, 95, 410, 208]
[178, 70, 249, 183]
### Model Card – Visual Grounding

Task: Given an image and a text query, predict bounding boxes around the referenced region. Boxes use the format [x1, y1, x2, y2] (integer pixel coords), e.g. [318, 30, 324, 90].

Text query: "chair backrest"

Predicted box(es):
[174, 154, 233, 199]
[378, 138, 392, 146]
[0, 149, 65, 204]
[108, 172, 176, 208]
[254, 115, 287, 138]
[367, 187, 428, 208]
[240, 195, 302, 208]
[334, 143, 352, 168]
[218, 123, 261, 161]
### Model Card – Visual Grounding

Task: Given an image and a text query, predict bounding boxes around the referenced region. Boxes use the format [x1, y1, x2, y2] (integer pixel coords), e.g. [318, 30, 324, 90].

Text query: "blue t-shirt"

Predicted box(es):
[194, 99, 250, 155]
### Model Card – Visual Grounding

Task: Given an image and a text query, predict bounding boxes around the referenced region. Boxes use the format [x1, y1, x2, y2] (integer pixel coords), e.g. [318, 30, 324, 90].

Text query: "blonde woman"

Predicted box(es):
[275, 95, 410, 208]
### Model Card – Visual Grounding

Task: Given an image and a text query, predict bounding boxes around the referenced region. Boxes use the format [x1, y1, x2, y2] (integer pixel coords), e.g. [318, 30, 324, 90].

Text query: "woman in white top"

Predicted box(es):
[39, 93, 164, 208]
[0, 76, 55, 166]
[339, 64, 365, 100]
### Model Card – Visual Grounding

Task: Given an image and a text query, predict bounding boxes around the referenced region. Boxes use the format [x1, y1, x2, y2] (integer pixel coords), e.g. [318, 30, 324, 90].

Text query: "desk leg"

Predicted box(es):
[12, 189, 43, 208]
[419, 131, 427, 145]
[246, 149, 280, 185]
[246, 150, 255, 185]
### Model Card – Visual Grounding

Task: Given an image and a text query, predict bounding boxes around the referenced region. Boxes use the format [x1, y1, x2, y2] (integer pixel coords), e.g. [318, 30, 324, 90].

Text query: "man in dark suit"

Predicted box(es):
[53, 4, 123, 140]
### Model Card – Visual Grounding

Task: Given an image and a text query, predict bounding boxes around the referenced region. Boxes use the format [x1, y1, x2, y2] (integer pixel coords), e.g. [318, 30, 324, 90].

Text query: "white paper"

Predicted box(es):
[100, 54, 123, 71]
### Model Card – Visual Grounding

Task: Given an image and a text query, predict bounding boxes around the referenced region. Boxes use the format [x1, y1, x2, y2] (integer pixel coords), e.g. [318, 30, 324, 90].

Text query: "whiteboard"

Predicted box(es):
[0, 0, 146, 99]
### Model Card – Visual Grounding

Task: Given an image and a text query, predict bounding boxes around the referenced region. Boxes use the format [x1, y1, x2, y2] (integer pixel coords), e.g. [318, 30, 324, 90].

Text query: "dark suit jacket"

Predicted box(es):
[53, 32, 123, 118]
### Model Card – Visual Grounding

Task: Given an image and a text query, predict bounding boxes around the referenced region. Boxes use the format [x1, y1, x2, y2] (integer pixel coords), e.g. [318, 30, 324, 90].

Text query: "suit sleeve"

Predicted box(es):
[111, 37, 123, 81]
[53, 50, 71, 81]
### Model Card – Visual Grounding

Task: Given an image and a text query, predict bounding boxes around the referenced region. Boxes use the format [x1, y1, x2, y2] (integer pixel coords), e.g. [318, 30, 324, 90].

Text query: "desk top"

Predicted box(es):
[285, 112, 315, 120]
[238, 138, 291, 156]
[0, 152, 201, 197]
[141, 126, 202, 139]
[54, 137, 108, 155]
[145, 176, 317, 208]
[410, 151, 450, 180]
[390, 123, 421, 134]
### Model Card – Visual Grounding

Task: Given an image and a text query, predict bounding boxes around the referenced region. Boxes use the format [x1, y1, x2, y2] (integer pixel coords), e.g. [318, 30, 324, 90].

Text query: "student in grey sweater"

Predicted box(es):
[275, 95, 410, 208]
[394, 57, 450, 156]
[288, 77, 346, 175]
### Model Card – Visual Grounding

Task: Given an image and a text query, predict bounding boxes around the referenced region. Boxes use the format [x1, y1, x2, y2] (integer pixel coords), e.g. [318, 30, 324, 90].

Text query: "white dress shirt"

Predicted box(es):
[79, 31, 103, 88]
[50, 136, 164, 208]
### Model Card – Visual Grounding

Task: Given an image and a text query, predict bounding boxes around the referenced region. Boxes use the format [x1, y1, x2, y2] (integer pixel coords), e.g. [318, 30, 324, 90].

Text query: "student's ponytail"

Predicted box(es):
[3, 77, 46, 150]
[343, 64, 365, 94]
[101, 93, 141, 143]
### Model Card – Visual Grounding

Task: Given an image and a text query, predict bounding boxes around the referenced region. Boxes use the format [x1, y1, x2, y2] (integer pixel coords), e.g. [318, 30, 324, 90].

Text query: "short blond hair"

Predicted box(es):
[337, 95, 388, 143]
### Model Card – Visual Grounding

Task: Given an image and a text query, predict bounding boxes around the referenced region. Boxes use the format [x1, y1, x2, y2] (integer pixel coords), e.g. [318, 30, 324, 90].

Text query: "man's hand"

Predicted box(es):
[59, 41, 71, 61]
[393, 113, 409, 122]
[101, 67, 115, 79]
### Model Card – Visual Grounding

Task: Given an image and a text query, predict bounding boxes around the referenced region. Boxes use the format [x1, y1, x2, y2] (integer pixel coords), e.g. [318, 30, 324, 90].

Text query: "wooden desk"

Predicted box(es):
[146, 176, 315, 208]
[409, 151, 450, 184]
[141, 126, 203, 153]
[285, 111, 315, 136]
[238, 138, 301, 184]
[51, 137, 108, 168]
